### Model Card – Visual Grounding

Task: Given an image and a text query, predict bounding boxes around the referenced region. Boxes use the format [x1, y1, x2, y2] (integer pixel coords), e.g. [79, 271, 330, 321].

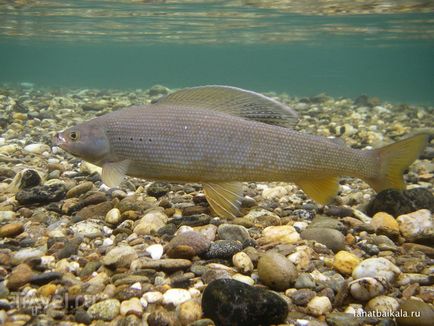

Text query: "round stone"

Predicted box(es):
[163, 288, 192, 306]
[307, 296, 332, 316]
[88, 299, 120, 321]
[333, 250, 361, 275]
[352, 257, 401, 283]
[257, 251, 298, 291]
[232, 252, 254, 273]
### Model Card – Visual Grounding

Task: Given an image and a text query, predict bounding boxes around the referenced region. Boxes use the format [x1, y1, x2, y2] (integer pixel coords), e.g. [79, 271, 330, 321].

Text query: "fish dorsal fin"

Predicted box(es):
[153, 85, 298, 128]
[101, 160, 130, 188]
[203, 182, 244, 219]
[297, 176, 339, 205]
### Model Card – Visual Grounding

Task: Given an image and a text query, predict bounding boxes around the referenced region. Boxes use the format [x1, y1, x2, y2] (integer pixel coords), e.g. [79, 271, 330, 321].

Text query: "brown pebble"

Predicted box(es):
[182, 206, 209, 216]
[39, 284, 57, 297]
[0, 223, 24, 238]
[66, 181, 93, 198]
[0, 252, 11, 266]
[7, 263, 33, 290]
[17, 207, 33, 218]
[402, 243, 434, 258]
[402, 283, 419, 299]
[165, 231, 211, 259]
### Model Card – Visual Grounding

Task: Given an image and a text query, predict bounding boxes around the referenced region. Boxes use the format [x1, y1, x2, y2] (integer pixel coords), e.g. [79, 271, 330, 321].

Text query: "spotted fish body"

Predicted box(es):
[55, 86, 429, 218]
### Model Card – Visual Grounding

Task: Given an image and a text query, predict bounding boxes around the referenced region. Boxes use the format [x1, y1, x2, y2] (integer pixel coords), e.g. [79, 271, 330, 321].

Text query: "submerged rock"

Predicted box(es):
[16, 183, 66, 205]
[202, 279, 288, 326]
[257, 251, 298, 290]
[301, 228, 346, 252]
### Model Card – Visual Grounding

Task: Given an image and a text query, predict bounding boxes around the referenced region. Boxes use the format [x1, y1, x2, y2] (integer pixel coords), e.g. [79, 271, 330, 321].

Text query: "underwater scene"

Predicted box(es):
[0, 1, 433, 325]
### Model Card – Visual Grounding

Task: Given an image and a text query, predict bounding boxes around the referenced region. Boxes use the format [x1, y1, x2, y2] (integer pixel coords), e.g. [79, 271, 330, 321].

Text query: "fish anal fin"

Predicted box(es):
[102, 160, 130, 188]
[203, 182, 244, 219]
[153, 85, 298, 128]
[297, 177, 339, 205]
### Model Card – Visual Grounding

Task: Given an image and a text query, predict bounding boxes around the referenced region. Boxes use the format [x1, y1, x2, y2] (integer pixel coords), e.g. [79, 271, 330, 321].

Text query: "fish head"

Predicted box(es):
[53, 122, 110, 165]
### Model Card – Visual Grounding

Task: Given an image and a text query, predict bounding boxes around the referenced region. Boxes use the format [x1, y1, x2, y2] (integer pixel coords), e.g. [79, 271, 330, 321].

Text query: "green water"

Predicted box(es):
[1, 1, 434, 104]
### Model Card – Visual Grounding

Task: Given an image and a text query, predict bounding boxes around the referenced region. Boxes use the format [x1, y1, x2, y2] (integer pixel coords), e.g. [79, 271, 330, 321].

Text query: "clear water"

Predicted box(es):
[1, 1, 434, 104]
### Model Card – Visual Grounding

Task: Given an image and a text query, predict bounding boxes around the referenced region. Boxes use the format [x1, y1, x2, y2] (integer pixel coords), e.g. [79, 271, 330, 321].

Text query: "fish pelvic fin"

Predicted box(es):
[203, 182, 244, 219]
[365, 132, 430, 192]
[297, 177, 339, 205]
[102, 160, 130, 188]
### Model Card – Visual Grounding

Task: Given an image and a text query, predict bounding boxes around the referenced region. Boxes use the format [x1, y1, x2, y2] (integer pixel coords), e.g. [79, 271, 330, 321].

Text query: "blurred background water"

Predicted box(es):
[1, 0, 433, 104]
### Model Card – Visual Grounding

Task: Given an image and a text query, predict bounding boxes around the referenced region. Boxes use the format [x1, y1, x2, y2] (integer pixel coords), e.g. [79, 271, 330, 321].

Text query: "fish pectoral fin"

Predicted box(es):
[101, 160, 130, 188]
[203, 182, 244, 219]
[297, 176, 339, 205]
[152, 85, 298, 128]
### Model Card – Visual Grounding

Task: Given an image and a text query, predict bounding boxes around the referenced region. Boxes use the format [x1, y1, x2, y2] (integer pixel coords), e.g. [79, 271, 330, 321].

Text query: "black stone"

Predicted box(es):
[20, 169, 41, 189]
[30, 272, 63, 285]
[171, 214, 211, 227]
[366, 188, 434, 217]
[202, 278, 288, 326]
[203, 240, 243, 259]
[324, 206, 353, 218]
[147, 182, 171, 198]
[56, 238, 81, 259]
[75, 309, 91, 325]
[157, 223, 177, 236]
[16, 183, 66, 205]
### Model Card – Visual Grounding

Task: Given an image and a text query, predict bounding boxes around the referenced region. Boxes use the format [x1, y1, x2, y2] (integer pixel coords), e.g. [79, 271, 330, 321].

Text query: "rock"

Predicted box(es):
[71, 220, 103, 237]
[0, 211, 16, 222]
[217, 224, 251, 243]
[178, 300, 202, 325]
[163, 288, 192, 306]
[366, 295, 399, 313]
[146, 244, 164, 260]
[290, 289, 316, 306]
[396, 299, 434, 326]
[102, 245, 138, 268]
[105, 208, 121, 224]
[352, 257, 401, 282]
[232, 273, 255, 286]
[202, 279, 288, 326]
[402, 243, 434, 258]
[75, 309, 91, 324]
[307, 296, 332, 316]
[16, 183, 66, 205]
[193, 224, 218, 241]
[204, 240, 243, 259]
[88, 299, 120, 321]
[148, 84, 170, 96]
[333, 250, 361, 275]
[371, 212, 400, 232]
[12, 246, 46, 264]
[120, 297, 143, 317]
[56, 238, 81, 259]
[260, 225, 300, 244]
[133, 211, 167, 235]
[397, 209, 433, 242]
[0, 222, 24, 238]
[76, 201, 113, 219]
[20, 169, 42, 188]
[66, 181, 93, 198]
[30, 272, 63, 285]
[257, 251, 298, 290]
[166, 231, 211, 259]
[6, 263, 34, 290]
[309, 216, 346, 232]
[348, 277, 386, 301]
[118, 196, 154, 213]
[326, 312, 367, 326]
[294, 273, 316, 289]
[366, 188, 434, 217]
[39, 283, 57, 297]
[131, 258, 192, 272]
[24, 143, 50, 154]
[232, 252, 254, 273]
[301, 228, 346, 252]
[262, 186, 287, 200]
[143, 291, 163, 304]
[147, 182, 171, 197]
[243, 207, 281, 222]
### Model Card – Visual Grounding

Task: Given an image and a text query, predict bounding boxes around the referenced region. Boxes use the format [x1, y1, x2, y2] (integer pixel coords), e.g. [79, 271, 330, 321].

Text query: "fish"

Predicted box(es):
[54, 85, 429, 218]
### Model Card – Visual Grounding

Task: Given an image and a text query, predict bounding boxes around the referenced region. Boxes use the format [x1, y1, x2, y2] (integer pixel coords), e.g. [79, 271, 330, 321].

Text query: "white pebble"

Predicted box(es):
[307, 296, 332, 316]
[232, 252, 254, 273]
[131, 282, 142, 290]
[145, 244, 164, 260]
[143, 291, 163, 304]
[352, 257, 400, 282]
[0, 137, 5, 145]
[24, 143, 50, 154]
[176, 225, 194, 234]
[105, 208, 121, 224]
[120, 297, 143, 316]
[349, 277, 386, 301]
[366, 295, 399, 313]
[188, 288, 201, 298]
[162, 288, 191, 306]
[397, 209, 433, 241]
[103, 238, 114, 246]
[232, 273, 255, 286]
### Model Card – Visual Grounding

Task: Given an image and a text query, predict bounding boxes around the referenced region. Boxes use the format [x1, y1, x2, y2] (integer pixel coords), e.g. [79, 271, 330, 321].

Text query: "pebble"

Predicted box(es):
[0, 222, 24, 237]
[396, 299, 434, 326]
[232, 273, 255, 286]
[6, 263, 34, 290]
[71, 220, 103, 237]
[131, 258, 192, 272]
[301, 228, 346, 252]
[12, 246, 46, 264]
[30, 272, 63, 285]
[133, 210, 167, 235]
[307, 296, 332, 316]
[204, 240, 243, 259]
[262, 186, 287, 199]
[105, 207, 121, 224]
[365, 295, 399, 313]
[102, 245, 138, 268]
[371, 212, 400, 232]
[217, 224, 251, 243]
[146, 244, 164, 260]
[23, 143, 50, 154]
[163, 288, 192, 306]
[352, 257, 401, 282]
[120, 297, 143, 317]
[66, 181, 93, 198]
[202, 278, 288, 326]
[0, 211, 16, 222]
[257, 251, 298, 290]
[178, 300, 203, 325]
[232, 252, 254, 273]
[333, 250, 361, 275]
[348, 277, 386, 301]
[88, 299, 121, 321]
[16, 183, 66, 205]
[290, 289, 316, 306]
[397, 209, 433, 241]
[166, 231, 211, 259]
[260, 225, 300, 244]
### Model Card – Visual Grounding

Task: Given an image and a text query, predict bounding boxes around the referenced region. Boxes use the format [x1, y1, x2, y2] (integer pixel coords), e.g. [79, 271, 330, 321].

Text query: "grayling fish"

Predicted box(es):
[54, 86, 429, 218]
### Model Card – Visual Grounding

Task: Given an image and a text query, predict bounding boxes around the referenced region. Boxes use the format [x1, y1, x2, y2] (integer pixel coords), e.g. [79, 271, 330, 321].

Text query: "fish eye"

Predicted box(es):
[69, 131, 80, 141]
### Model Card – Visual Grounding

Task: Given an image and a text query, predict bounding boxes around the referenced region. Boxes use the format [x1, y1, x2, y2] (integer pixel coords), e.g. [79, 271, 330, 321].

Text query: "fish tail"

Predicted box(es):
[365, 132, 430, 192]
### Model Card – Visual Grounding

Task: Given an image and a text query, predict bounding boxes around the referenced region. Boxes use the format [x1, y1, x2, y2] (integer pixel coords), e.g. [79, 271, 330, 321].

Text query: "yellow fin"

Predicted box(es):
[297, 177, 339, 205]
[153, 85, 298, 128]
[102, 160, 130, 188]
[366, 132, 430, 192]
[203, 182, 244, 219]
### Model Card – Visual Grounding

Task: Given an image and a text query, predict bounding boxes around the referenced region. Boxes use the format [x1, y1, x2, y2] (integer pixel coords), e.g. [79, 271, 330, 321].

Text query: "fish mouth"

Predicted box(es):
[52, 132, 66, 148]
